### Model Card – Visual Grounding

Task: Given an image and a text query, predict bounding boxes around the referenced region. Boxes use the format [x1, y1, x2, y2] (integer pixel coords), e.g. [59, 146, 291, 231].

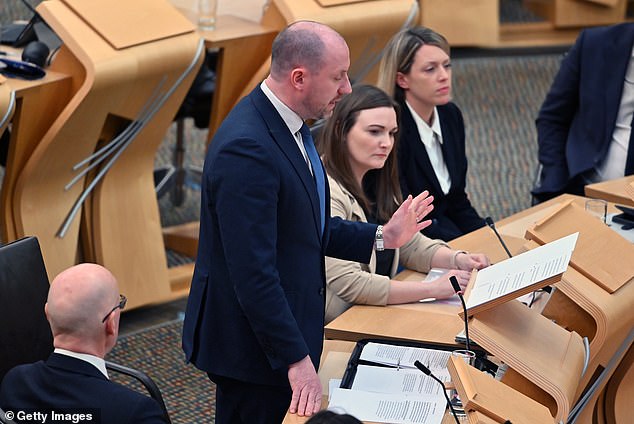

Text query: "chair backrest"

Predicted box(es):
[0, 237, 53, 384]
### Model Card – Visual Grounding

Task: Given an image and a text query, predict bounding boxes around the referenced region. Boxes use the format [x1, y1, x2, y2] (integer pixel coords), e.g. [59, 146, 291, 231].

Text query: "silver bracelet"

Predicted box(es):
[450, 250, 468, 269]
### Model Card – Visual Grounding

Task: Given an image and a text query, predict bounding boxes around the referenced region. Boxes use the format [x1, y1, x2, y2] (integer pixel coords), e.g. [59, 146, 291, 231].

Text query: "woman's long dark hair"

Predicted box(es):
[318, 84, 402, 222]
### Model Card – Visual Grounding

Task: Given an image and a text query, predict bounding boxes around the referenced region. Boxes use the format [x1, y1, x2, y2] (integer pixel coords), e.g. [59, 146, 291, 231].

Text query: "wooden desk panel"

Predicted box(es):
[584, 175, 634, 207]
[1, 70, 72, 242]
[325, 303, 463, 347]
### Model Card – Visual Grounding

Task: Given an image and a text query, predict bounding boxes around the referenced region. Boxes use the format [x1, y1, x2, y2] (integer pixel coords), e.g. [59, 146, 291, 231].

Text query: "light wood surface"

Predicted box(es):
[0, 70, 72, 242]
[524, 0, 627, 28]
[6, 0, 203, 309]
[584, 175, 634, 207]
[420, 0, 499, 46]
[447, 355, 554, 424]
[470, 300, 585, 421]
[526, 200, 634, 294]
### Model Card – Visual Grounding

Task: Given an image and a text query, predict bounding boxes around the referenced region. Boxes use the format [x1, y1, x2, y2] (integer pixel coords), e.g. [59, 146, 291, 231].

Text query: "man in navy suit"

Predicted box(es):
[182, 21, 432, 423]
[533, 23, 634, 202]
[0, 263, 167, 423]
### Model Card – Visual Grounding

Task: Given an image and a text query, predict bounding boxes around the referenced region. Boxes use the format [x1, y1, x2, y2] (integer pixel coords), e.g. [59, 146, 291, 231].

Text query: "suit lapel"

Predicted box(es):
[603, 27, 634, 144]
[250, 88, 323, 239]
[401, 106, 444, 195]
[438, 106, 459, 190]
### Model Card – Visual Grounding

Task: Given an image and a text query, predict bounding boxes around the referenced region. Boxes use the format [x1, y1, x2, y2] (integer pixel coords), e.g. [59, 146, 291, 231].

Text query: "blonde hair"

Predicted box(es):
[377, 27, 450, 102]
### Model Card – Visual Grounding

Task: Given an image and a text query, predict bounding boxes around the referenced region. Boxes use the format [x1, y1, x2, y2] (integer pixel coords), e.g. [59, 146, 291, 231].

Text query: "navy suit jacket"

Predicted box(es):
[534, 23, 634, 198]
[0, 353, 166, 423]
[182, 86, 375, 387]
[398, 101, 484, 241]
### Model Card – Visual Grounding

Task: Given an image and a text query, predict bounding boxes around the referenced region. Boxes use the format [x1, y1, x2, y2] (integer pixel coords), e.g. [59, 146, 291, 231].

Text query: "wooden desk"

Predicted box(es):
[282, 340, 467, 424]
[323, 194, 587, 347]
[176, 10, 279, 141]
[0, 70, 72, 243]
[584, 175, 634, 207]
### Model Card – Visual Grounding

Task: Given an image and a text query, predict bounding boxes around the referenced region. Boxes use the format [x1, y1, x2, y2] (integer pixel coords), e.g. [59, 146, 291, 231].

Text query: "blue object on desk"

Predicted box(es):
[0, 57, 45, 80]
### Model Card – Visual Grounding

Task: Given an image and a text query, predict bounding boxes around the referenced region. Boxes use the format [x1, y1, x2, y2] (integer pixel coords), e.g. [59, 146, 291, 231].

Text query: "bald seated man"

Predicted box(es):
[0, 263, 167, 424]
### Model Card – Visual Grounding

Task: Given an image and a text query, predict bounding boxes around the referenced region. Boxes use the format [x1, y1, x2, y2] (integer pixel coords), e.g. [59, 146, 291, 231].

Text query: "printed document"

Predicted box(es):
[329, 388, 445, 424]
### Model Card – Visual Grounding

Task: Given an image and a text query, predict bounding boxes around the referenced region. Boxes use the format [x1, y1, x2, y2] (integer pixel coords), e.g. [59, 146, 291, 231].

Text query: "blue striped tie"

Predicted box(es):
[300, 123, 325, 235]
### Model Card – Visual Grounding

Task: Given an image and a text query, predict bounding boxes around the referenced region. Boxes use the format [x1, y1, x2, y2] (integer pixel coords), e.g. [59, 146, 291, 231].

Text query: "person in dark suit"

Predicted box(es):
[377, 27, 485, 241]
[181, 21, 433, 423]
[0, 263, 167, 424]
[533, 23, 634, 203]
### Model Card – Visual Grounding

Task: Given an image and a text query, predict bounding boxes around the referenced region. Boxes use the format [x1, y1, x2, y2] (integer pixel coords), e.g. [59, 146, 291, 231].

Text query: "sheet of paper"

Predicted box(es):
[328, 379, 342, 401]
[359, 342, 451, 370]
[351, 365, 449, 397]
[465, 232, 578, 310]
[329, 388, 445, 424]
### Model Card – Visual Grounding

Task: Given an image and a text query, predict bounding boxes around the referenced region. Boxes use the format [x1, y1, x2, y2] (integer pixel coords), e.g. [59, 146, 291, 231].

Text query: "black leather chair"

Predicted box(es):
[155, 50, 216, 206]
[0, 237, 171, 423]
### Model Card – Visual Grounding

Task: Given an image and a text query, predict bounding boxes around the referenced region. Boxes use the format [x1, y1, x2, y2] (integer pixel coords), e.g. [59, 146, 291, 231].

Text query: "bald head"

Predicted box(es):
[46, 263, 119, 343]
[270, 21, 347, 80]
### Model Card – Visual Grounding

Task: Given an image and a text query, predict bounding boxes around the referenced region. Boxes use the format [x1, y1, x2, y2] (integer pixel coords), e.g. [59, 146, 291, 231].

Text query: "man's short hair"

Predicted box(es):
[270, 24, 326, 77]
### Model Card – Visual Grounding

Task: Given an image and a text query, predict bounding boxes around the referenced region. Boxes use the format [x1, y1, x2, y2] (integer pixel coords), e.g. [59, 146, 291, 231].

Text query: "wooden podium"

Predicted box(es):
[523, 200, 634, 424]
[6, 0, 204, 308]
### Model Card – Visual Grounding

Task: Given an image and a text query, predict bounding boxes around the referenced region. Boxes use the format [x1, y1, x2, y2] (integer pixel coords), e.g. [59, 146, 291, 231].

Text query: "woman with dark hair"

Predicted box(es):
[319, 84, 489, 323]
[377, 27, 485, 241]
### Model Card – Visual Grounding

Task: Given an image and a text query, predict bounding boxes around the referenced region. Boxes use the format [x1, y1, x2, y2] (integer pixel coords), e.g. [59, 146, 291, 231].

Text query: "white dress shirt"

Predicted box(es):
[54, 348, 109, 379]
[598, 45, 634, 180]
[406, 101, 451, 194]
[260, 81, 313, 174]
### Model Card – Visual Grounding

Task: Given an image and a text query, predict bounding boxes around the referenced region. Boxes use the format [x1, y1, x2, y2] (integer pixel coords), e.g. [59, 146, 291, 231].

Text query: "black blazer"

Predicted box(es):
[182, 86, 375, 388]
[534, 23, 634, 199]
[398, 102, 484, 241]
[0, 353, 166, 423]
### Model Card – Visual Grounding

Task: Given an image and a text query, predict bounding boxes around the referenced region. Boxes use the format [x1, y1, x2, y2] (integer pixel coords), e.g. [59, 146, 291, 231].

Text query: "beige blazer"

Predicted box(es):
[325, 175, 448, 323]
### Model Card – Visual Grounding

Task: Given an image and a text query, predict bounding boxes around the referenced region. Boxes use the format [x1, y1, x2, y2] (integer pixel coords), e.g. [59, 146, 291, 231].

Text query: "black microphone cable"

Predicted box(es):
[414, 360, 461, 424]
[484, 216, 512, 258]
[450, 275, 470, 352]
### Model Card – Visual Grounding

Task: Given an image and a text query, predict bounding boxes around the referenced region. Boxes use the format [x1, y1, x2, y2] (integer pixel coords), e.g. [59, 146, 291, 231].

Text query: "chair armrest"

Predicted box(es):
[105, 360, 171, 424]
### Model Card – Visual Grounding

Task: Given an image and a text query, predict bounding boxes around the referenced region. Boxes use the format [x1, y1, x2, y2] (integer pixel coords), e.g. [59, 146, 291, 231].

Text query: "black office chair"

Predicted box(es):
[0, 237, 171, 423]
[155, 50, 216, 206]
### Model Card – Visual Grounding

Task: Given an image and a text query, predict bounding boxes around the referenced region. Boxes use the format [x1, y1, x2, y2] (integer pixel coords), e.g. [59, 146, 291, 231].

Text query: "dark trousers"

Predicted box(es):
[209, 374, 292, 424]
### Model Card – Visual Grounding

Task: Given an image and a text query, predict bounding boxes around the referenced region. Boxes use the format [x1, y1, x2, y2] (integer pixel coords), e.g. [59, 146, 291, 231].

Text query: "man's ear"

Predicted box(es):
[396, 72, 409, 90]
[290, 68, 306, 90]
[104, 314, 117, 336]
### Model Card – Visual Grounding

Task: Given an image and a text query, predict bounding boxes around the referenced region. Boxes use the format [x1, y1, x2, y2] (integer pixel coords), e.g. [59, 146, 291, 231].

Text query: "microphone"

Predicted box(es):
[450, 276, 470, 352]
[414, 360, 461, 424]
[484, 216, 512, 258]
[485, 217, 553, 296]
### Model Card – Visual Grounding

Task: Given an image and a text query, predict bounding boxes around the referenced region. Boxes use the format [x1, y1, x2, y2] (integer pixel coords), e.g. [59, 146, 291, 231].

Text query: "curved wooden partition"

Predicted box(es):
[12, 0, 203, 308]
[0, 76, 15, 135]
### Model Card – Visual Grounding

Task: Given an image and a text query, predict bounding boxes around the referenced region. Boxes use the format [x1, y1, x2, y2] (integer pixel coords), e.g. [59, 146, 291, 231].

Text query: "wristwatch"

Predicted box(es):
[375, 225, 384, 251]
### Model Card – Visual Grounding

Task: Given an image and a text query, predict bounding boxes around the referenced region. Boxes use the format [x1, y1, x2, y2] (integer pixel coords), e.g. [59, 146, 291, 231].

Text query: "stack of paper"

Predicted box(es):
[328, 343, 451, 424]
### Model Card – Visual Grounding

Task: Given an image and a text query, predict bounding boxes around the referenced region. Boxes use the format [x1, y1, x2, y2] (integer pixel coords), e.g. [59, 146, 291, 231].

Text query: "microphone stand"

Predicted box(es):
[414, 360, 461, 424]
[450, 276, 470, 352]
[485, 216, 512, 258]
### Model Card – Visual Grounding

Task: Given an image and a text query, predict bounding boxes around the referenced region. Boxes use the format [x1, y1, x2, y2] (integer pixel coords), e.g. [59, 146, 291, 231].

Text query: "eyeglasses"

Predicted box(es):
[101, 294, 127, 323]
